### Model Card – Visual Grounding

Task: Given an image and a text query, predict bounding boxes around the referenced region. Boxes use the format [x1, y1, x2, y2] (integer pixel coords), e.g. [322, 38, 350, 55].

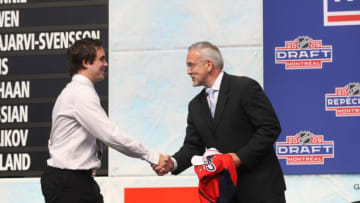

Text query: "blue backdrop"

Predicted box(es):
[264, 0, 360, 174]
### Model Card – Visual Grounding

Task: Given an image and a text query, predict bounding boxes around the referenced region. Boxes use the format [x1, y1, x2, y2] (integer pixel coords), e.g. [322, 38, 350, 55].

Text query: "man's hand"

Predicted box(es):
[228, 153, 241, 167]
[151, 154, 174, 176]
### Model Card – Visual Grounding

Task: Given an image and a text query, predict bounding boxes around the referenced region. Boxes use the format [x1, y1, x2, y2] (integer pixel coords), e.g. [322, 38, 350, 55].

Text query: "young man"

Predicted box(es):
[41, 38, 169, 203]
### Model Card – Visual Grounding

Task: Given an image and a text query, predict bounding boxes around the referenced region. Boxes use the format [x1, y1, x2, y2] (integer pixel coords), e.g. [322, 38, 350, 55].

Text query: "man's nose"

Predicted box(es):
[187, 67, 192, 74]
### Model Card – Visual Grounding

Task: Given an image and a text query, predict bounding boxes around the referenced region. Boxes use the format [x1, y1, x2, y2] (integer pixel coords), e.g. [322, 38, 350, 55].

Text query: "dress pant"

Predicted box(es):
[259, 192, 286, 203]
[233, 192, 286, 203]
[40, 166, 103, 203]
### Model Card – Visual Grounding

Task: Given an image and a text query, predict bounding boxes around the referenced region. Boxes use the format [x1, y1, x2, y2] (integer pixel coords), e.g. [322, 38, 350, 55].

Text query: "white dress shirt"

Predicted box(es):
[47, 74, 159, 170]
[205, 71, 223, 107]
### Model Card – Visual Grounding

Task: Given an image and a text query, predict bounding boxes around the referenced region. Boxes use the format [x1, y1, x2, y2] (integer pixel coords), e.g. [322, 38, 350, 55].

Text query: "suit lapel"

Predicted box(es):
[198, 73, 230, 132]
[213, 73, 230, 129]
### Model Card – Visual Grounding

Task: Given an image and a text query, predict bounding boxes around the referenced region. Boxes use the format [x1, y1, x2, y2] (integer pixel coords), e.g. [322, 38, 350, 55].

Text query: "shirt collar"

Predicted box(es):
[206, 71, 224, 93]
[72, 74, 95, 88]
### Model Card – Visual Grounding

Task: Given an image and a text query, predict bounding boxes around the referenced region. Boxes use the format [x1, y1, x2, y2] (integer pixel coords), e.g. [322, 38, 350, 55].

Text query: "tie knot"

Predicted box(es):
[207, 89, 217, 96]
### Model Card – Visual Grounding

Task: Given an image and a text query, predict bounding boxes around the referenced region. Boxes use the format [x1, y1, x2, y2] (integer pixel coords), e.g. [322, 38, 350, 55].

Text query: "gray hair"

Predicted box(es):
[188, 41, 224, 69]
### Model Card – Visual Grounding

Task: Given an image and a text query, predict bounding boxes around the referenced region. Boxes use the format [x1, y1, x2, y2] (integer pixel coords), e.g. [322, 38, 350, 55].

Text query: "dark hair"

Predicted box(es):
[67, 38, 103, 77]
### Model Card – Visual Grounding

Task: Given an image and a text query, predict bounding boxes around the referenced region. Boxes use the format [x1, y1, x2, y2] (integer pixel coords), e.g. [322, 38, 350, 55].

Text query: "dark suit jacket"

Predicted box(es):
[173, 73, 286, 202]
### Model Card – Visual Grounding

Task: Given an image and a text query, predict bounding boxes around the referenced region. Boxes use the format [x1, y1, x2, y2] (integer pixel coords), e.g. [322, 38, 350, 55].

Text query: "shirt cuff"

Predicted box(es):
[171, 157, 178, 171]
[147, 151, 160, 165]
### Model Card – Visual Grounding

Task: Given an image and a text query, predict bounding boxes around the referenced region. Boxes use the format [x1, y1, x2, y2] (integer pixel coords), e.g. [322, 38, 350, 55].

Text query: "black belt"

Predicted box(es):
[47, 166, 93, 176]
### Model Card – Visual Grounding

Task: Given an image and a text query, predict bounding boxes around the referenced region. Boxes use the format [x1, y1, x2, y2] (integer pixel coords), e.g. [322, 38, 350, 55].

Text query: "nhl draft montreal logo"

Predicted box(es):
[325, 82, 360, 117]
[276, 131, 334, 165]
[274, 36, 333, 70]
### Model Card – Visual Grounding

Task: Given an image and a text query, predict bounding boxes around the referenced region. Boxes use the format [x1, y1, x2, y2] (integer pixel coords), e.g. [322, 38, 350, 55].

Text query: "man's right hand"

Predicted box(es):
[151, 154, 174, 176]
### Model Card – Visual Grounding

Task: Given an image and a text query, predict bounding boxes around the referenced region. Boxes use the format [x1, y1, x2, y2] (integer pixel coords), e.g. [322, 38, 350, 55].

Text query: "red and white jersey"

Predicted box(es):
[192, 150, 237, 203]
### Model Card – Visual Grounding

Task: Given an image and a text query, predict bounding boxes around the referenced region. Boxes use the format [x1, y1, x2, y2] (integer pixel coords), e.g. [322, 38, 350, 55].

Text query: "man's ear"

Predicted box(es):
[206, 60, 214, 72]
[82, 59, 89, 69]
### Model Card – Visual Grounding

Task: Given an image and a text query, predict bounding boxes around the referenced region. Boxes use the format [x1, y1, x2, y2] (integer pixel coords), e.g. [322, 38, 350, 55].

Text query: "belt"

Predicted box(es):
[47, 166, 93, 176]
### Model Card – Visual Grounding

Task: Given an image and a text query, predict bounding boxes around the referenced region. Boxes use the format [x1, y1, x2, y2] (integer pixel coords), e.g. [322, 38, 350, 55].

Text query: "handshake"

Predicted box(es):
[151, 154, 175, 176]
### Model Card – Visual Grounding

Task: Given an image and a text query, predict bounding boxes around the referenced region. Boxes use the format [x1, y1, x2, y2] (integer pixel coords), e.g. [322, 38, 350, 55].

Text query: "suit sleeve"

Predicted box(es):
[172, 103, 206, 175]
[236, 79, 281, 169]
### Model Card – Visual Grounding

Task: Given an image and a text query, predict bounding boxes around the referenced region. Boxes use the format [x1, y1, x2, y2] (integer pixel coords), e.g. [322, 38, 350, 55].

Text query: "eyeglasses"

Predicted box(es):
[187, 60, 208, 69]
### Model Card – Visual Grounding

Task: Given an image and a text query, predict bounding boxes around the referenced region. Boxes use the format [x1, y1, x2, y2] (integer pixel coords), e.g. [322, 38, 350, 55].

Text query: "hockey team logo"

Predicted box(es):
[324, 0, 360, 26]
[275, 36, 333, 70]
[205, 156, 216, 172]
[276, 131, 335, 165]
[325, 82, 360, 116]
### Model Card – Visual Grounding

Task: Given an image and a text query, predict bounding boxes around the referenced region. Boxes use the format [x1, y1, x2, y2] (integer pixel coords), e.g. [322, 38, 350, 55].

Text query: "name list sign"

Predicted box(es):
[0, 0, 109, 177]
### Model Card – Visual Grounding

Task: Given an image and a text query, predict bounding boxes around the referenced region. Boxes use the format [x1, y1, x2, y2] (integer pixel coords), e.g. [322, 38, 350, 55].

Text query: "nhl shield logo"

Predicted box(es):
[297, 36, 310, 49]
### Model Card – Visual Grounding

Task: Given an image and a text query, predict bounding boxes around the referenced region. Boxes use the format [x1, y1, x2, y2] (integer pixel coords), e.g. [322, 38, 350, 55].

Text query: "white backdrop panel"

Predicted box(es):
[109, 0, 263, 50]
